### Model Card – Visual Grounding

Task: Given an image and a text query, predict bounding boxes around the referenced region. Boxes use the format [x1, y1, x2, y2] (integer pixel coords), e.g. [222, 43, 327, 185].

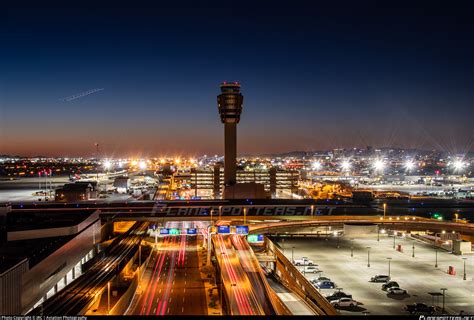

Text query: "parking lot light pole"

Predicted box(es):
[440, 288, 447, 313]
[387, 257, 392, 277]
[377, 227, 380, 242]
[412, 242, 415, 258]
[462, 257, 467, 280]
[351, 238, 354, 257]
[393, 232, 396, 249]
[107, 281, 111, 314]
[435, 247, 438, 268]
[367, 247, 371, 268]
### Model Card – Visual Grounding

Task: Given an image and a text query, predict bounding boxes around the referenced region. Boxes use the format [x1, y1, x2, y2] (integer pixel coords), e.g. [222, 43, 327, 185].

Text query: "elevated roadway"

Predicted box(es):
[213, 234, 266, 315]
[247, 215, 474, 236]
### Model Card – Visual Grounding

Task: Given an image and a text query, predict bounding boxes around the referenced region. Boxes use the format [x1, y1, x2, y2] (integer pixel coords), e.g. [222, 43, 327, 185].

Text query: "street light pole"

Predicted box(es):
[412, 242, 415, 258]
[393, 233, 396, 249]
[440, 288, 447, 313]
[387, 257, 392, 277]
[462, 257, 467, 280]
[377, 227, 380, 242]
[367, 247, 371, 268]
[107, 281, 111, 314]
[351, 238, 354, 257]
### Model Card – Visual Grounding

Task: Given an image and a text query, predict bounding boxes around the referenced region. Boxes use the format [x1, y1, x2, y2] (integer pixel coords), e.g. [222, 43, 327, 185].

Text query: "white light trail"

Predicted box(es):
[60, 88, 104, 101]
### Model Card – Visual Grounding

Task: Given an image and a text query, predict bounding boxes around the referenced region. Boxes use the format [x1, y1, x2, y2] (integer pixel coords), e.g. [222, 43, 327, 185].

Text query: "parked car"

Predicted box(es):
[293, 257, 315, 266]
[405, 303, 435, 315]
[330, 297, 358, 308]
[387, 287, 407, 295]
[298, 266, 320, 273]
[382, 281, 400, 291]
[311, 276, 330, 283]
[371, 275, 390, 283]
[316, 280, 336, 289]
[326, 291, 352, 301]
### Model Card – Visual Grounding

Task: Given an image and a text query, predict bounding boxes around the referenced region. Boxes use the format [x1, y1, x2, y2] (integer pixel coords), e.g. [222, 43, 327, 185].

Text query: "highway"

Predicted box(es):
[131, 222, 207, 315]
[230, 234, 275, 315]
[213, 234, 266, 315]
[28, 221, 148, 315]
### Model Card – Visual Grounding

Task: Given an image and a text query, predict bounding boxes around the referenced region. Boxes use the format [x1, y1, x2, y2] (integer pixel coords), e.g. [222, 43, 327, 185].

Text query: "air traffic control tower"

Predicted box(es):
[217, 82, 243, 186]
[217, 82, 268, 199]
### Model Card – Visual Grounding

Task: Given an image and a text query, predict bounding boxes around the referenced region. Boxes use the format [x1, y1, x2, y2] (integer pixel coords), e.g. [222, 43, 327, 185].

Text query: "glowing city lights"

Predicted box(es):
[139, 161, 147, 170]
[452, 159, 468, 172]
[373, 159, 385, 171]
[340, 160, 351, 171]
[312, 161, 322, 170]
[405, 160, 415, 171]
[103, 160, 112, 170]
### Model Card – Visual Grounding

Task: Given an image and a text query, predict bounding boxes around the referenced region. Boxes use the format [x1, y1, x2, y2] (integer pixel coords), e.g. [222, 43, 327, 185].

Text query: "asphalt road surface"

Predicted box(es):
[132, 233, 207, 315]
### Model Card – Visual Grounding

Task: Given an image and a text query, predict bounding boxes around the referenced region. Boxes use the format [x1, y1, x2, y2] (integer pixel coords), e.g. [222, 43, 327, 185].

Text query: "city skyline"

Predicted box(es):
[1, 3, 473, 157]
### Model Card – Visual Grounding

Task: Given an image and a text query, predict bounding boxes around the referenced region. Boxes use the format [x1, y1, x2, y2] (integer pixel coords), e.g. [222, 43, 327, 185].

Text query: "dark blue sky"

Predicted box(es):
[1, 2, 473, 157]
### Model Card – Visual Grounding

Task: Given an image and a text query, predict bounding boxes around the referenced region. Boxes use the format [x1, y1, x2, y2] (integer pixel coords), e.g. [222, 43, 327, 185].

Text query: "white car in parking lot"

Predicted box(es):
[330, 297, 358, 308]
[293, 257, 315, 266]
[298, 266, 320, 273]
[387, 287, 407, 295]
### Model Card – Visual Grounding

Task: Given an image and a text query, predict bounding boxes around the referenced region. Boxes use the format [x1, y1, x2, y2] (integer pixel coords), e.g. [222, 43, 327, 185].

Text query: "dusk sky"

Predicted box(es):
[1, 2, 473, 157]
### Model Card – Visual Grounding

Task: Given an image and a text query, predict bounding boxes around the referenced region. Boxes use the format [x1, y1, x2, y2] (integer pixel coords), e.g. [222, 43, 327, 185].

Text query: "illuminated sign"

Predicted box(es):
[217, 225, 230, 234]
[169, 228, 180, 235]
[235, 225, 249, 235]
[187, 228, 197, 235]
[160, 228, 169, 235]
[247, 234, 264, 243]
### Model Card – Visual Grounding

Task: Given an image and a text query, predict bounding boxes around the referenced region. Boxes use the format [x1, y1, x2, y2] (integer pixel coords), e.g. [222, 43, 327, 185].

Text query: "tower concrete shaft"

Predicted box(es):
[217, 82, 243, 186]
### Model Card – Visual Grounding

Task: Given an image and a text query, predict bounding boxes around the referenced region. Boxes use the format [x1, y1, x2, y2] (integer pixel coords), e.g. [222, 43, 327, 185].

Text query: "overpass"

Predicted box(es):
[246, 216, 474, 236]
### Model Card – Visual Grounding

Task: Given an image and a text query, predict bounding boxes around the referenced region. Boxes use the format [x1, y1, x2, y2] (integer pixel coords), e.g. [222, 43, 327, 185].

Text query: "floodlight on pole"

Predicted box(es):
[373, 159, 385, 172]
[405, 160, 415, 172]
[312, 161, 322, 171]
[341, 160, 351, 171]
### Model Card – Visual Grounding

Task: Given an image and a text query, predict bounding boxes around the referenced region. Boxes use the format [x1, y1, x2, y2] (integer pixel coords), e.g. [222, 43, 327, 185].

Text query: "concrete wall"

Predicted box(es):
[265, 237, 338, 315]
[21, 217, 101, 313]
[343, 224, 378, 236]
[453, 240, 472, 255]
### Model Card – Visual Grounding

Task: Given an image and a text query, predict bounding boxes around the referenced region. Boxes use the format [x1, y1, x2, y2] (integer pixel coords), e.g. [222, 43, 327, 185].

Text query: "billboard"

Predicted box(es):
[235, 225, 249, 235]
[187, 228, 197, 235]
[217, 225, 230, 234]
[160, 228, 169, 235]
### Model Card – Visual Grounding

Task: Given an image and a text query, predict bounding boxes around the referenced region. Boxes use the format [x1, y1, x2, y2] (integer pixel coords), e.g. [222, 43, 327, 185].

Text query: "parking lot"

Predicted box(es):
[277, 234, 474, 315]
